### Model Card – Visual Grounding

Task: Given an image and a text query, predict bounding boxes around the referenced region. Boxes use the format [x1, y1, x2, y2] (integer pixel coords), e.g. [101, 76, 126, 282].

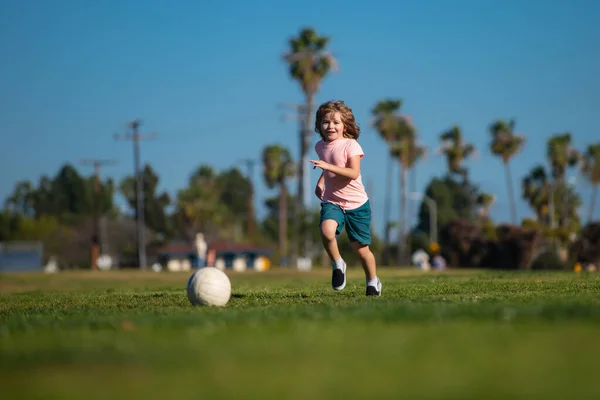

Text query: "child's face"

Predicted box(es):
[320, 112, 344, 141]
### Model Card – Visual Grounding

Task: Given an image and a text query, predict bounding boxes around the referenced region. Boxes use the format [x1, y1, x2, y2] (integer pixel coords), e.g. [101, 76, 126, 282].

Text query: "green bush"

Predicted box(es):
[530, 249, 566, 270]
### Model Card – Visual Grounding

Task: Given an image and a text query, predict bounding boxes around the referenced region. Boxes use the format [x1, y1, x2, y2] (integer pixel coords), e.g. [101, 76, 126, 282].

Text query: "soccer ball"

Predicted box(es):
[186, 267, 232, 307]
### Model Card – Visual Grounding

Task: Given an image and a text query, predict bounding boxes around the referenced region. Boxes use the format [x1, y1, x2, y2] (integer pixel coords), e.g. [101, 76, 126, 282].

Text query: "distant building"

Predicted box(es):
[153, 239, 274, 272]
[0, 241, 44, 272]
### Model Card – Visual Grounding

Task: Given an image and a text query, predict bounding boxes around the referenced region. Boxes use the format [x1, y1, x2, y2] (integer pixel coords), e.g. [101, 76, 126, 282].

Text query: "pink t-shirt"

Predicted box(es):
[315, 138, 369, 210]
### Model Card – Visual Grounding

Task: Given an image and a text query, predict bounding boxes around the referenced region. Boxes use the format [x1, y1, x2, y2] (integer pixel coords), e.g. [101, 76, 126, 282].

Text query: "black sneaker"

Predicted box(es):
[366, 278, 382, 296]
[332, 262, 346, 291]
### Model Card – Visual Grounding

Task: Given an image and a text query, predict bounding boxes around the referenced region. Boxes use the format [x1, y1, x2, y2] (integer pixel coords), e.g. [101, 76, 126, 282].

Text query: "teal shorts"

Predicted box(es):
[320, 200, 372, 245]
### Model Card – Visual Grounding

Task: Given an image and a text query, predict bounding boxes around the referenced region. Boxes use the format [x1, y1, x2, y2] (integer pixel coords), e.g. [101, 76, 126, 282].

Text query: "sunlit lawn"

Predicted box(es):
[1, 267, 599, 399]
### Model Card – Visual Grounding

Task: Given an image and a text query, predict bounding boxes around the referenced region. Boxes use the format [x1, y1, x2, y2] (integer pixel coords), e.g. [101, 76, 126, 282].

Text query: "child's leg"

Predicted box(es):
[353, 241, 381, 296]
[321, 219, 346, 291]
[351, 242, 377, 280]
[320, 219, 342, 261]
[319, 203, 345, 263]
[319, 202, 346, 291]
[345, 200, 381, 295]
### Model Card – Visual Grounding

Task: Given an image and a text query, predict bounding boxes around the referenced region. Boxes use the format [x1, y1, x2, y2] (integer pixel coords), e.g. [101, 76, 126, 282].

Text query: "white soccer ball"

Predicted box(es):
[186, 267, 232, 307]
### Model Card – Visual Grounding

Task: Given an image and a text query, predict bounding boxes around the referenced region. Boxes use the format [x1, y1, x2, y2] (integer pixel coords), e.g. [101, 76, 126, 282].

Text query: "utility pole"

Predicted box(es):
[279, 102, 310, 265]
[79, 158, 117, 270]
[239, 158, 257, 240]
[114, 119, 156, 270]
[280, 102, 311, 209]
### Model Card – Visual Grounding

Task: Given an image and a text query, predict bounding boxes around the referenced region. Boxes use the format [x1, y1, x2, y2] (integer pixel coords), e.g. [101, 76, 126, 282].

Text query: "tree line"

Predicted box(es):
[280, 27, 599, 267]
[1, 26, 599, 269]
[1, 126, 597, 269]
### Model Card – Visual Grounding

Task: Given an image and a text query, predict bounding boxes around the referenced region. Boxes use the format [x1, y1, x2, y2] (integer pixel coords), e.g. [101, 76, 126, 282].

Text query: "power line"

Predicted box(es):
[114, 119, 156, 270]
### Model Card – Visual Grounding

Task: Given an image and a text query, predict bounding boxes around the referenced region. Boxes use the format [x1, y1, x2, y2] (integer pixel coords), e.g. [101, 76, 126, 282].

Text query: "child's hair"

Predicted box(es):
[314, 100, 360, 140]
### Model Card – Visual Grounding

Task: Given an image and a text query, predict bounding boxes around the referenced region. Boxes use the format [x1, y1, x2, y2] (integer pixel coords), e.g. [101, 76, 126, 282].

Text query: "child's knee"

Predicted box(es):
[320, 219, 338, 240]
[352, 242, 372, 257]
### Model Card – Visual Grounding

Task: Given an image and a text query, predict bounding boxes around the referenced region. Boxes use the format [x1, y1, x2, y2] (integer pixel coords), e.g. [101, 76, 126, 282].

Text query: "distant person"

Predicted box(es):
[411, 249, 431, 271]
[432, 254, 447, 271]
[310, 100, 381, 296]
[195, 233, 207, 267]
[206, 248, 216, 268]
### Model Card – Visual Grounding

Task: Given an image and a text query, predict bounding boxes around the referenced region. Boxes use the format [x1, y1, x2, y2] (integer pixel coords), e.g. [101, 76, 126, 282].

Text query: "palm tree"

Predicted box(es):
[547, 133, 580, 180]
[404, 131, 427, 253]
[581, 143, 600, 222]
[546, 133, 580, 227]
[522, 163, 582, 237]
[283, 27, 337, 226]
[522, 165, 551, 223]
[476, 192, 496, 218]
[406, 130, 427, 197]
[390, 119, 419, 265]
[438, 125, 475, 183]
[371, 99, 402, 264]
[262, 145, 295, 265]
[489, 119, 526, 225]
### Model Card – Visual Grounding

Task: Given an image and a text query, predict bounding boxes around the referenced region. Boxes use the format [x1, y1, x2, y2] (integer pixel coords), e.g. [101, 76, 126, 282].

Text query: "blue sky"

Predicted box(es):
[1, 0, 599, 237]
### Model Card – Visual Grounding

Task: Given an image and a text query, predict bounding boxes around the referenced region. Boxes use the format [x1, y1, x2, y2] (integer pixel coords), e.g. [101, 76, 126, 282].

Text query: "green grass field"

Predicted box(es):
[1, 267, 599, 399]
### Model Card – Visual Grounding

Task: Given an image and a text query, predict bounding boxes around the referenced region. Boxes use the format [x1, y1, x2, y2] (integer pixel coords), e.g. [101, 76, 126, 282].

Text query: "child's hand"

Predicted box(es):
[309, 159, 330, 171]
[315, 185, 324, 200]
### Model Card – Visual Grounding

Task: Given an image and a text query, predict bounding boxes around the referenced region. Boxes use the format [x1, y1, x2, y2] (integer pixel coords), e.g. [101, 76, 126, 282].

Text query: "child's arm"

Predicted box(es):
[315, 172, 325, 200]
[309, 155, 361, 180]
